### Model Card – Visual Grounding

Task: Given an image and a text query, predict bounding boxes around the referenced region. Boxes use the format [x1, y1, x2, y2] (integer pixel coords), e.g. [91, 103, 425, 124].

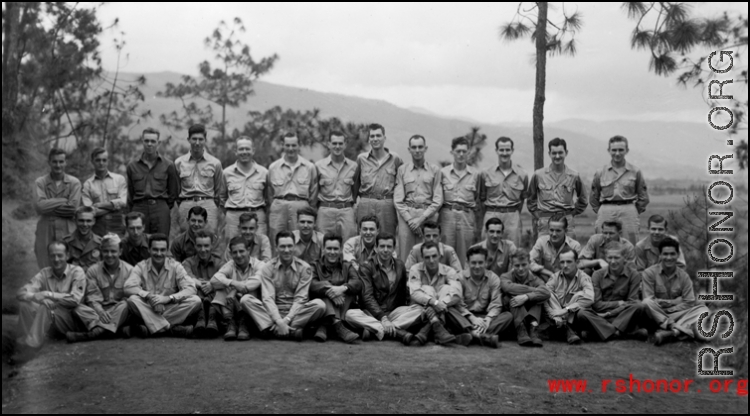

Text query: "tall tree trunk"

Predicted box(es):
[533, 2, 548, 171]
[2, 2, 22, 140]
[221, 103, 227, 142]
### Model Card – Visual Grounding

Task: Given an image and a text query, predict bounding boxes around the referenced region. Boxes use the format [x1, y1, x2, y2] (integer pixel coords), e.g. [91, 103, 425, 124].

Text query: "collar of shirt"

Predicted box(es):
[128, 234, 150, 249]
[281, 157, 303, 171]
[101, 260, 123, 276]
[407, 162, 429, 172]
[189, 152, 207, 163]
[273, 257, 300, 272]
[417, 262, 450, 280]
[604, 264, 635, 282]
[607, 161, 634, 173]
[544, 235, 576, 250]
[231, 162, 258, 178]
[94, 170, 113, 181]
[196, 254, 220, 268]
[139, 153, 163, 165]
[48, 264, 72, 280]
[358, 237, 376, 255]
[657, 264, 680, 281]
[544, 164, 574, 176]
[596, 235, 628, 248]
[294, 230, 322, 246]
[146, 258, 174, 275]
[462, 268, 490, 284]
[367, 148, 394, 162]
[45, 173, 74, 185]
[450, 164, 476, 177]
[376, 255, 395, 272]
[323, 156, 352, 168]
[492, 163, 520, 176]
[321, 258, 344, 273]
[479, 239, 510, 254]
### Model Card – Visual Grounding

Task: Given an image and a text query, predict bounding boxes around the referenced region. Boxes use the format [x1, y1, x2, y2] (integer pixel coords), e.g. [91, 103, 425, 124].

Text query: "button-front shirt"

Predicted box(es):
[63, 231, 102, 272]
[315, 156, 357, 203]
[222, 233, 272, 263]
[440, 164, 481, 207]
[529, 235, 583, 275]
[182, 253, 225, 284]
[84, 261, 133, 307]
[170, 230, 219, 263]
[354, 149, 402, 197]
[35, 173, 82, 219]
[267, 156, 318, 200]
[126, 153, 179, 208]
[407, 263, 462, 307]
[591, 264, 641, 312]
[470, 239, 518, 277]
[124, 258, 196, 299]
[310, 260, 362, 298]
[527, 165, 588, 215]
[641, 263, 696, 313]
[394, 162, 443, 221]
[499, 270, 551, 303]
[343, 236, 377, 264]
[210, 258, 265, 298]
[579, 234, 636, 263]
[590, 162, 649, 214]
[258, 257, 314, 322]
[480, 163, 529, 209]
[82, 171, 128, 213]
[405, 242, 462, 272]
[545, 269, 594, 310]
[221, 162, 268, 209]
[174, 151, 225, 201]
[292, 230, 325, 265]
[17, 264, 87, 308]
[456, 269, 503, 318]
[635, 236, 687, 271]
[121, 234, 150, 266]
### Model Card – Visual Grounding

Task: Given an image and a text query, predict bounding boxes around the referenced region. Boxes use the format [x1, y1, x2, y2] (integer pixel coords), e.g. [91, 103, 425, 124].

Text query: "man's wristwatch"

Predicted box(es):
[169, 295, 176, 304]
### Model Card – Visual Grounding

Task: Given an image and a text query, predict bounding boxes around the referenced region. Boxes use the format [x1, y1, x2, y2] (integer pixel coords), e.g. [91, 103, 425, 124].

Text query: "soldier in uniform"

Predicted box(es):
[171, 206, 219, 263]
[182, 230, 225, 339]
[292, 206, 325, 264]
[499, 250, 550, 347]
[353, 124, 402, 237]
[527, 138, 588, 239]
[221, 136, 269, 240]
[82, 147, 127, 237]
[242, 231, 327, 341]
[34, 148, 82, 269]
[121, 212, 150, 266]
[544, 249, 594, 345]
[635, 215, 686, 271]
[578, 220, 636, 275]
[343, 214, 381, 268]
[529, 215, 583, 281]
[404, 221, 462, 272]
[480, 136, 529, 247]
[469, 218, 518, 277]
[174, 124, 225, 236]
[439, 137, 482, 267]
[590, 135, 649, 244]
[267, 132, 318, 252]
[222, 212, 272, 263]
[63, 206, 102, 272]
[394, 134, 442, 260]
[315, 131, 358, 242]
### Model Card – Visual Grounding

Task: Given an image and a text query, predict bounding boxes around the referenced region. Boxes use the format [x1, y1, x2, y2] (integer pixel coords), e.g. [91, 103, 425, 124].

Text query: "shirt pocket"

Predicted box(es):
[293, 168, 310, 186]
[403, 177, 418, 195]
[622, 176, 637, 196]
[484, 177, 501, 198]
[160, 280, 176, 296]
[654, 284, 668, 299]
[152, 172, 168, 194]
[506, 178, 525, 201]
[106, 184, 120, 202]
[112, 279, 125, 301]
[538, 181, 555, 200]
[199, 165, 215, 188]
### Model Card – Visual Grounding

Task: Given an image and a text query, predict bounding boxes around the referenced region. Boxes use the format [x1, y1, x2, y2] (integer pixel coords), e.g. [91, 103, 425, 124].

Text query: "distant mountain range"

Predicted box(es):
[131, 71, 742, 182]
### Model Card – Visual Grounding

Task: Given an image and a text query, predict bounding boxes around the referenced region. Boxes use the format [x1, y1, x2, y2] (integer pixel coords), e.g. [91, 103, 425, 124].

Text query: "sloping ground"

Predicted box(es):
[2, 333, 746, 414]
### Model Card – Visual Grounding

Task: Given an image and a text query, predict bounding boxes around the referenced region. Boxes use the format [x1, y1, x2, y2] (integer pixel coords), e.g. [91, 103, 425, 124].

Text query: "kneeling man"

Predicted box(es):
[124, 234, 201, 338]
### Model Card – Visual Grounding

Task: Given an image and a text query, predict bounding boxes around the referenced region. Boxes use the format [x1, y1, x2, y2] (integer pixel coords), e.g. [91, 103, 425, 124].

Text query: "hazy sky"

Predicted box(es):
[97, 2, 747, 125]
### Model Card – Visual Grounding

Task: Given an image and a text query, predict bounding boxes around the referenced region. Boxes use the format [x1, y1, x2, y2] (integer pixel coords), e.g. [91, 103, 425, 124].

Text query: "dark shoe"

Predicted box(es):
[395, 329, 413, 346]
[66, 327, 106, 343]
[134, 325, 150, 339]
[479, 334, 500, 349]
[289, 328, 304, 342]
[411, 323, 432, 346]
[314, 326, 328, 343]
[205, 309, 220, 339]
[237, 315, 251, 341]
[361, 329, 373, 342]
[169, 325, 194, 338]
[119, 326, 132, 339]
[334, 322, 359, 344]
[653, 330, 676, 346]
[627, 328, 649, 342]
[529, 325, 543, 347]
[431, 321, 456, 345]
[454, 333, 473, 347]
[194, 308, 207, 338]
[516, 324, 533, 346]
[566, 325, 581, 345]
[224, 321, 238, 341]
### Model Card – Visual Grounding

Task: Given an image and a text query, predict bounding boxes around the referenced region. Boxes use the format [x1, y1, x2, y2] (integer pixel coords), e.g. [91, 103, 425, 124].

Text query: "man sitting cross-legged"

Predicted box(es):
[575, 242, 649, 342]
[309, 233, 362, 344]
[182, 230, 226, 339]
[124, 234, 201, 338]
[211, 236, 265, 341]
[455, 246, 515, 349]
[345, 233, 425, 345]
[407, 241, 473, 347]
[241, 231, 326, 341]
[68, 234, 133, 343]
[543, 249, 594, 345]
[499, 249, 551, 347]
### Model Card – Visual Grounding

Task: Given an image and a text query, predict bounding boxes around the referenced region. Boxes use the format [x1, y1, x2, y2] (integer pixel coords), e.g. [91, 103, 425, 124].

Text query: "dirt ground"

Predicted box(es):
[2, 315, 746, 414]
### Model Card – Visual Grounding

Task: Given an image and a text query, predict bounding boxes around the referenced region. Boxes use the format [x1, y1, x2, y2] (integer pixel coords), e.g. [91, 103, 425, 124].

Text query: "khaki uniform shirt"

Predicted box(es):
[407, 263, 462, 307]
[17, 264, 87, 309]
[590, 162, 649, 214]
[470, 239, 518, 277]
[529, 235, 583, 274]
[124, 258, 196, 299]
[527, 165, 587, 215]
[480, 163, 529, 209]
[174, 152, 225, 202]
[267, 156, 318, 200]
[84, 261, 133, 307]
[635, 236, 687, 271]
[545, 269, 594, 310]
[580, 234, 636, 263]
[63, 231, 102, 272]
[258, 257, 314, 322]
[315, 156, 357, 203]
[82, 171, 128, 212]
[456, 269, 503, 318]
[440, 164, 481, 207]
[394, 162, 443, 221]
[641, 263, 696, 313]
[221, 162, 268, 209]
[591, 264, 641, 312]
[211, 258, 265, 298]
[354, 149, 402, 197]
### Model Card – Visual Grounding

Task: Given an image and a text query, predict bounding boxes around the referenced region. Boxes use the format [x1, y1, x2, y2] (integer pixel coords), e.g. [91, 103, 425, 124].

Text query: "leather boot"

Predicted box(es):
[411, 323, 432, 346]
[66, 327, 106, 343]
[169, 325, 194, 338]
[205, 308, 220, 338]
[529, 325, 543, 347]
[314, 326, 328, 343]
[334, 321, 359, 344]
[454, 333, 473, 346]
[566, 325, 581, 345]
[516, 324, 533, 346]
[431, 320, 456, 345]
[394, 329, 413, 346]
[237, 313, 251, 341]
[193, 306, 207, 338]
[224, 320, 238, 341]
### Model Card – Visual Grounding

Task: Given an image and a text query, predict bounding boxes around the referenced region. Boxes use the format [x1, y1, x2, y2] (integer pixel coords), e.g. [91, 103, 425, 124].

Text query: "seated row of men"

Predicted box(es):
[16, 206, 708, 352]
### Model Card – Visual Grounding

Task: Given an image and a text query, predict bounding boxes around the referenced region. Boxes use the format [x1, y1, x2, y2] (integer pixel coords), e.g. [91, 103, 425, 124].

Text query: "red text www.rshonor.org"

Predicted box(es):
[547, 375, 748, 397]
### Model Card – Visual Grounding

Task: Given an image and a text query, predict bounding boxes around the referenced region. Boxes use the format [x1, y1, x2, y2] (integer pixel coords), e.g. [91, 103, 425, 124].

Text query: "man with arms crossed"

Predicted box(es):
[83, 147, 127, 236]
[590, 135, 649, 245]
[527, 138, 587, 239]
[354, 123, 402, 237]
[34, 148, 82, 269]
[578, 220, 636, 275]
[480, 136, 529, 247]
[221, 136, 269, 239]
[394, 134, 442, 260]
[315, 131, 358, 241]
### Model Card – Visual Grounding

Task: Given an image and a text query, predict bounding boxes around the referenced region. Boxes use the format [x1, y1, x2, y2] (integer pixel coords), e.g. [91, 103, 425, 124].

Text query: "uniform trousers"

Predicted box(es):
[642, 298, 710, 337]
[17, 302, 83, 348]
[345, 305, 424, 340]
[440, 207, 475, 267]
[575, 303, 648, 341]
[397, 206, 438, 261]
[131, 199, 171, 236]
[482, 211, 522, 248]
[241, 296, 326, 332]
[74, 301, 129, 334]
[357, 198, 397, 237]
[126, 295, 201, 334]
[268, 200, 309, 251]
[595, 204, 640, 245]
[317, 207, 357, 243]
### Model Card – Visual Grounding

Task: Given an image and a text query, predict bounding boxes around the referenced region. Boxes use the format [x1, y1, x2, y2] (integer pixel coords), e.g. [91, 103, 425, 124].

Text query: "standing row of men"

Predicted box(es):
[34, 123, 649, 273]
